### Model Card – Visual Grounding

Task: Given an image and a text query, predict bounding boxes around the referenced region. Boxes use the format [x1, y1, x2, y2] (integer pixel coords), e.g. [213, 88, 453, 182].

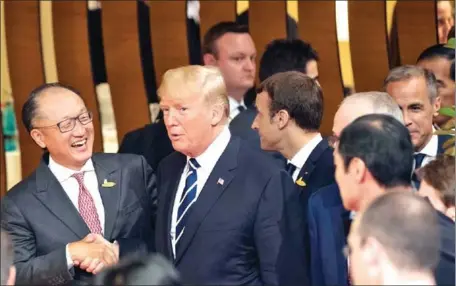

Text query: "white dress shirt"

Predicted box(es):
[415, 131, 438, 168]
[48, 156, 105, 269]
[228, 96, 247, 121]
[287, 133, 323, 181]
[170, 126, 231, 257]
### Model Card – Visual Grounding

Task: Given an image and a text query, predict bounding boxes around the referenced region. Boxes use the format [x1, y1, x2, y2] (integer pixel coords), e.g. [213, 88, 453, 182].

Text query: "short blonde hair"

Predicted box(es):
[157, 65, 229, 117]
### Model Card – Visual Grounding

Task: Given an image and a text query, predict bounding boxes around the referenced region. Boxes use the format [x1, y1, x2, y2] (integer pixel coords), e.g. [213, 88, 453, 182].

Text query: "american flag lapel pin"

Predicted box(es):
[217, 178, 224, 186]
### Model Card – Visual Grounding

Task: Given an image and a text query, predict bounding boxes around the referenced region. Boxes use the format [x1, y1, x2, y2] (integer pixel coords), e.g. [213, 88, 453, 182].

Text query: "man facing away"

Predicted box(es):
[348, 192, 440, 285]
[154, 65, 307, 285]
[1, 83, 157, 285]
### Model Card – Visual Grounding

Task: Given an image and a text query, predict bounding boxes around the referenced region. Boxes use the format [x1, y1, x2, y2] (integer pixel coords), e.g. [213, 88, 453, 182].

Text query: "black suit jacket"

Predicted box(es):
[155, 136, 307, 285]
[118, 120, 174, 171]
[308, 184, 350, 286]
[435, 211, 455, 286]
[1, 153, 157, 286]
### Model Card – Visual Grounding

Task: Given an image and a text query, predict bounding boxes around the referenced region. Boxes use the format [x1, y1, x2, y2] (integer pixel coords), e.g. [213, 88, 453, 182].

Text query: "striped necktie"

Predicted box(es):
[175, 158, 200, 253]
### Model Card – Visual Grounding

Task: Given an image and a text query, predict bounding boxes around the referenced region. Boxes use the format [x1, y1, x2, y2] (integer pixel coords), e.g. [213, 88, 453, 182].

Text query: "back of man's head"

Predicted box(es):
[93, 254, 180, 286]
[259, 39, 319, 82]
[1, 230, 15, 286]
[359, 191, 440, 273]
[202, 21, 249, 57]
[338, 114, 413, 188]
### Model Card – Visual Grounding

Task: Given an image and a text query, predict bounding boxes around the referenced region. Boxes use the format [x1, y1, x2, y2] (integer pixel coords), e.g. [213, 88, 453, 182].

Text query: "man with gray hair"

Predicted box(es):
[348, 191, 440, 285]
[1, 230, 16, 285]
[308, 91, 403, 286]
[384, 65, 449, 189]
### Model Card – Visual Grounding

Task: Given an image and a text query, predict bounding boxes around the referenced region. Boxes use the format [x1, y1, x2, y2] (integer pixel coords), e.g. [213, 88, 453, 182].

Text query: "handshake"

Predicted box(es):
[68, 233, 119, 275]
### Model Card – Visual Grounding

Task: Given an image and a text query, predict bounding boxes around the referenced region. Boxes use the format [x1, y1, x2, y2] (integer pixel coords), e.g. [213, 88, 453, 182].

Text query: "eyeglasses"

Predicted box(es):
[34, 111, 93, 133]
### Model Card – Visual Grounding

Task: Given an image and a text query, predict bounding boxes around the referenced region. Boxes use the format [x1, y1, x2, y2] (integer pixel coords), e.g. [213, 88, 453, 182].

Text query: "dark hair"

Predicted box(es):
[416, 43, 455, 63]
[448, 25, 455, 41]
[257, 71, 323, 131]
[93, 254, 181, 286]
[338, 114, 413, 188]
[417, 154, 455, 208]
[202, 21, 249, 57]
[259, 39, 319, 82]
[22, 82, 82, 133]
[359, 192, 440, 272]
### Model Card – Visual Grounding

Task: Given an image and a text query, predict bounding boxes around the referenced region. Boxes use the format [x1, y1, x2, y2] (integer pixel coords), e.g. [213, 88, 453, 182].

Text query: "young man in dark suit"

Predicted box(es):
[1, 83, 157, 285]
[155, 65, 307, 285]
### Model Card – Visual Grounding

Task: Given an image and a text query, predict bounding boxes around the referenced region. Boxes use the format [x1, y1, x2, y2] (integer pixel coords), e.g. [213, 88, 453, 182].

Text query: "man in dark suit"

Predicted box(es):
[308, 92, 405, 286]
[385, 65, 451, 189]
[1, 83, 157, 285]
[155, 65, 307, 285]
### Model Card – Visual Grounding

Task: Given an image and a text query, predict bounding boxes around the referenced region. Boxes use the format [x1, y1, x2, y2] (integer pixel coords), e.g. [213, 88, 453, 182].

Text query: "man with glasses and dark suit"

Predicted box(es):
[1, 83, 157, 285]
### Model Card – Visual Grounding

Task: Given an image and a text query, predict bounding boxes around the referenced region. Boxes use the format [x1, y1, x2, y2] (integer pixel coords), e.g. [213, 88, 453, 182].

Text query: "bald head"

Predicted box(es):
[333, 91, 403, 138]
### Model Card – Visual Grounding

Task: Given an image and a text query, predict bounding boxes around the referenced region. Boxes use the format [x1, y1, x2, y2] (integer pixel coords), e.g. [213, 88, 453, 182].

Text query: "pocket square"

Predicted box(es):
[102, 179, 116, 188]
[296, 177, 306, 187]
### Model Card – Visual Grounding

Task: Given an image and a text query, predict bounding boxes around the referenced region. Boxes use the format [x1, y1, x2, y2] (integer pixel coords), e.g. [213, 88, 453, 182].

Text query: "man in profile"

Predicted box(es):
[348, 192, 440, 285]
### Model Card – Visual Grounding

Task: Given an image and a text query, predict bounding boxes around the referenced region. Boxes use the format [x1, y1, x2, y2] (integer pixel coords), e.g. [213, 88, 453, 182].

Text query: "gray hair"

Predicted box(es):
[341, 91, 404, 123]
[383, 65, 438, 102]
[1, 230, 14, 285]
[358, 191, 440, 272]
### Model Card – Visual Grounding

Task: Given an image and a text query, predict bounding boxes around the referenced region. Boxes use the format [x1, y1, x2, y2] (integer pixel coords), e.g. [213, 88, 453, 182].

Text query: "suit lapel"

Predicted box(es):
[92, 154, 121, 241]
[175, 138, 239, 264]
[296, 139, 331, 188]
[34, 154, 90, 239]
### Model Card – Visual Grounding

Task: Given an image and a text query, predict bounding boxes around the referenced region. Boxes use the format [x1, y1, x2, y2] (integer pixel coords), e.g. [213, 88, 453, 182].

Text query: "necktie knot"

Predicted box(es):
[414, 153, 426, 169]
[188, 158, 200, 170]
[237, 105, 246, 113]
[286, 163, 297, 176]
[72, 172, 85, 185]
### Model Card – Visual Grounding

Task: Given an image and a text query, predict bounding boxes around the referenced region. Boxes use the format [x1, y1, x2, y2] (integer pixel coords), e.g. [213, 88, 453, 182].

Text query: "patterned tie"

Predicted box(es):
[175, 158, 200, 253]
[72, 172, 102, 234]
[286, 163, 297, 178]
[411, 153, 426, 190]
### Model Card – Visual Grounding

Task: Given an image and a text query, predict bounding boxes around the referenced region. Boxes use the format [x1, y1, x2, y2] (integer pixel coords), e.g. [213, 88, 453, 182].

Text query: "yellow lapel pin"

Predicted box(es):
[102, 179, 116, 188]
[296, 177, 306, 187]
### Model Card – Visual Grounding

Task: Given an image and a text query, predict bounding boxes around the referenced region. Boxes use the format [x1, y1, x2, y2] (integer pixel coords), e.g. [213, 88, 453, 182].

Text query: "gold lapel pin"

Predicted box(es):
[296, 177, 306, 187]
[102, 179, 116, 188]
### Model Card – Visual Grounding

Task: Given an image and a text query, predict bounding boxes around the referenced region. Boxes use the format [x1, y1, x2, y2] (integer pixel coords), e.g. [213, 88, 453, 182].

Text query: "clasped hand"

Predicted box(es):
[68, 233, 119, 274]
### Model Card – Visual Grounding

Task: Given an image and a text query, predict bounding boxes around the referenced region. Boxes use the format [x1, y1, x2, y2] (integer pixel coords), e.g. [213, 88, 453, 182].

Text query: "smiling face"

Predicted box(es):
[30, 88, 94, 170]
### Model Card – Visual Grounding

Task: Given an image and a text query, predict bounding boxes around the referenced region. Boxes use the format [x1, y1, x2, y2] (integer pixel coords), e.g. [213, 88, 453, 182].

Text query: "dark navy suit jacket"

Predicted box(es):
[308, 183, 350, 286]
[155, 136, 307, 285]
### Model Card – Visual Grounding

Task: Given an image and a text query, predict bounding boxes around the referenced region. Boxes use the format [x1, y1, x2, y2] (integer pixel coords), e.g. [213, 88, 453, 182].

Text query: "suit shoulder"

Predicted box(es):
[237, 141, 282, 175]
[93, 152, 146, 167]
[309, 183, 340, 206]
[3, 171, 38, 202]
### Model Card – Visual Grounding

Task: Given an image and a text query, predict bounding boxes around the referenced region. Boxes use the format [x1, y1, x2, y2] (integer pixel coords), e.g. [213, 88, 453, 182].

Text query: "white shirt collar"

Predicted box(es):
[417, 129, 438, 157]
[228, 96, 247, 119]
[48, 156, 95, 183]
[188, 126, 231, 172]
[288, 133, 323, 168]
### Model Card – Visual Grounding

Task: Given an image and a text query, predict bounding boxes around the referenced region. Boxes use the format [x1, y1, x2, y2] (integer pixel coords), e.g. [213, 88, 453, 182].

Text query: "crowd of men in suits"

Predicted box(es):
[1, 17, 455, 286]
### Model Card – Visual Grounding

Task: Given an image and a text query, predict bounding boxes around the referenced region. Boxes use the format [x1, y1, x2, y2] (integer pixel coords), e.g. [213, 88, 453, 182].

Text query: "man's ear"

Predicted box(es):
[210, 103, 225, 126]
[350, 157, 367, 184]
[203, 53, 217, 66]
[433, 96, 442, 117]
[276, 110, 290, 130]
[30, 129, 46, 149]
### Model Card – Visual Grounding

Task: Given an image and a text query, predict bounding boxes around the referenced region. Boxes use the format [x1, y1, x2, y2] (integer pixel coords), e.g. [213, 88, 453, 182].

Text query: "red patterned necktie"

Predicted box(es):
[72, 172, 103, 234]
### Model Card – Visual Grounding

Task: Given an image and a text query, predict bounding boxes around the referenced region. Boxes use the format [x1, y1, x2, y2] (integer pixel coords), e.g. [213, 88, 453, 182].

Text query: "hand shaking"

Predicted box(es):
[69, 233, 119, 275]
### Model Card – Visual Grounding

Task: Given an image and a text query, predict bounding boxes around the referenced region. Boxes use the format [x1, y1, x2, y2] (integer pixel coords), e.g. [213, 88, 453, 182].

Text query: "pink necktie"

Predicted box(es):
[72, 172, 102, 234]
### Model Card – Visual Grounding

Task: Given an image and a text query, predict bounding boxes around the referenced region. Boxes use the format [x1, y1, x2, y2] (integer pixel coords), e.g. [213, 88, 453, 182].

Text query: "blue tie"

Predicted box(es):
[175, 158, 200, 252]
[412, 153, 426, 190]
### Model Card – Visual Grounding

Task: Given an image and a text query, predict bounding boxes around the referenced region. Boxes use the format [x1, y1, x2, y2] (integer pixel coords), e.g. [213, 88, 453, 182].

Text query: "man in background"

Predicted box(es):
[1, 230, 15, 286]
[416, 44, 455, 129]
[348, 192, 440, 285]
[437, 0, 454, 43]
[384, 65, 450, 189]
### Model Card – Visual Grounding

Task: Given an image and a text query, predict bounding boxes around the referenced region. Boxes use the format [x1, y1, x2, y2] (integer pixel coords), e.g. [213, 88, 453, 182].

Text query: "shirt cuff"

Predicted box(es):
[65, 244, 74, 270]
